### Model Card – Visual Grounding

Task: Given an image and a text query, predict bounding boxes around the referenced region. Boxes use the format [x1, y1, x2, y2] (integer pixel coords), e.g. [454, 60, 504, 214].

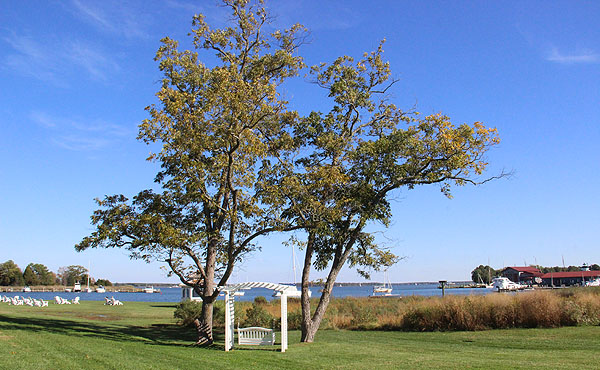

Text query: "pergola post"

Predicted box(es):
[280, 293, 288, 352]
[224, 291, 235, 351]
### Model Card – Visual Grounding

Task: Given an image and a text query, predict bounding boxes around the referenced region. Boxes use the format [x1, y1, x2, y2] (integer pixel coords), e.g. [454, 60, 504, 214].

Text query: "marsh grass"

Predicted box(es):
[216, 288, 600, 332]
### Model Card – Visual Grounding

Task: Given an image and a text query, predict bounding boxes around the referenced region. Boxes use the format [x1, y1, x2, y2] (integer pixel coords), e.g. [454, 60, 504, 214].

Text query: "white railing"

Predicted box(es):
[237, 326, 275, 346]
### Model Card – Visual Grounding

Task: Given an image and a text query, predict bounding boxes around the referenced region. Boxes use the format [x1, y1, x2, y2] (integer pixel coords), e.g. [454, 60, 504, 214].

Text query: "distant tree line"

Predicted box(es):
[471, 264, 600, 284]
[0, 260, 112, 286]
[535, 264, 600, 273]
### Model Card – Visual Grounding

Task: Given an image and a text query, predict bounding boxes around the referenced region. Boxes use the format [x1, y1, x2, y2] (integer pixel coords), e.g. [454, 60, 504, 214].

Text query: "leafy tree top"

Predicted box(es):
[260, 41, 504, 278]
[76, 0, 307, 305]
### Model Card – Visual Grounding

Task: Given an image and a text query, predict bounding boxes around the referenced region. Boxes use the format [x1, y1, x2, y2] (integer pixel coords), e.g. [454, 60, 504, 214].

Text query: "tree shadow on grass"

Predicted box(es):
[150, 304, 177, 309]
[0, 314, 216, 347]
[0, 314, 291, 352]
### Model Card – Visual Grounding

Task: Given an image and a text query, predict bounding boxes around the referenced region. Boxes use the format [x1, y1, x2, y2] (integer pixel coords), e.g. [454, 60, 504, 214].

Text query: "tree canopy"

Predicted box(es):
[23, 263, 55, 286]
[471, 265, 497, 284]
[259, 42, 505, 342]
[75, 0, 306, 344]
[0, 260, 24, 286]
[95, 279, 112, 286]
[22, 265, 38, 286]
[57, 265, 88, 286]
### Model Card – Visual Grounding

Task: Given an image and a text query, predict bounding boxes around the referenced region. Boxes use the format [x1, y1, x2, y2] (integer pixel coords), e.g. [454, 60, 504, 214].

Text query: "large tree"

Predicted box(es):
[0, 260, 24, 286]
[23, 263, 55, 286]
[260, 42, 505, 342]
[22, 265, 39, 286]
[76, 0, 305, 344]
[471, 265, 496, 284]
[57, 265, 88, 286]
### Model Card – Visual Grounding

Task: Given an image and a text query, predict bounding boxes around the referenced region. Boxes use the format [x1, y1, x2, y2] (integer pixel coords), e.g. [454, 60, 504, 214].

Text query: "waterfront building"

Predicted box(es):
[541, 270, 600, 287]
[501, 266, 543, 284]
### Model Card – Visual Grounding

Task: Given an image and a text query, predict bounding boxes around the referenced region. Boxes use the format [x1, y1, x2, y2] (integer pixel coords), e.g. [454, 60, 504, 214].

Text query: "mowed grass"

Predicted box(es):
[1, 301, 600, 369]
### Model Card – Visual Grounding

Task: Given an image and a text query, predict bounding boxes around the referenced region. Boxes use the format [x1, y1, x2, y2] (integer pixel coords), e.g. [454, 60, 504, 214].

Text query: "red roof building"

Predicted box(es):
[501, 266, 543, 283]
[541, 270, 600, 286]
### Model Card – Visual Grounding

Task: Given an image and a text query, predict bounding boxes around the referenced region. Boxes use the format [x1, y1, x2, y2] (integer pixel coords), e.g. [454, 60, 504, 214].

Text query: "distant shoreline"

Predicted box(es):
[2, 281, 475, 292]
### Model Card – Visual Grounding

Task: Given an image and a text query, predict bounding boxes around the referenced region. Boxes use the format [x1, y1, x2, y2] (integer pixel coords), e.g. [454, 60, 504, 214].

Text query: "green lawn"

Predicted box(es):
[1, 301, 599, 369]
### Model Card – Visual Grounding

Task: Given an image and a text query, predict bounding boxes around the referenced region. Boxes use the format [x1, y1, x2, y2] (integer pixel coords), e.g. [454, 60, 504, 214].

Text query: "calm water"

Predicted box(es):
[1, 284, 493, 303]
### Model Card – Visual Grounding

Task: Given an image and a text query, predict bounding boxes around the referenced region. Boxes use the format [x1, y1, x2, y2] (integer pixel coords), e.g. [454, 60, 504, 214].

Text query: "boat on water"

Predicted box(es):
[73, 281, 82, 292]
[585, 278, 600, 287]
[143, 286, 160, 293]
[373, 270, 393, 295]
[96, 285, 106, 293]
[492, 277, 525, 291]
[373, 285, 392, 294]
[22, 286, 31, 292]
[272, 287, 310, 298]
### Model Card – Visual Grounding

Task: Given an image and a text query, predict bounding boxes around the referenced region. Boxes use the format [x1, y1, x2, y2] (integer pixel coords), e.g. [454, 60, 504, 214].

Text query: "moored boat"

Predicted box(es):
[492, 277, 525, 291]
[143, 286, 160, 293]
[585, 278, 600, 287]
[373, 285, 393, 294]
[373, 270, 393, 295]
[272, 287, 310, 298]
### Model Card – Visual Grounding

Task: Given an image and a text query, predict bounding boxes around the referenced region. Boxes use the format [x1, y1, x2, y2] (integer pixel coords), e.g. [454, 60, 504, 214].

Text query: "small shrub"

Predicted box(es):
[564, 294, 600, 326]
[174, 300, 203, 327]
[254, 296, 267, 305]
[174, 300, 225, 328]
[212, 301, 225, 328]
[243, 303, 275, 328]
[287, 309, 303, 330]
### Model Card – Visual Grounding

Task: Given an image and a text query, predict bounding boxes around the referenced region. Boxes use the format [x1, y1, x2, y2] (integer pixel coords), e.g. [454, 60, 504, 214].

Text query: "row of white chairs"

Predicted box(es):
[54, 296, 80, 304]
[2, 295, 49, 307]
[1, 295, 123, 306]
[104, 296, 123, 306]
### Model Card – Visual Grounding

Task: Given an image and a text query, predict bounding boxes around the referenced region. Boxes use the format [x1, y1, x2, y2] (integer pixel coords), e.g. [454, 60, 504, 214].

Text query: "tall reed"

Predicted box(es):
[186, 288, 600, 332]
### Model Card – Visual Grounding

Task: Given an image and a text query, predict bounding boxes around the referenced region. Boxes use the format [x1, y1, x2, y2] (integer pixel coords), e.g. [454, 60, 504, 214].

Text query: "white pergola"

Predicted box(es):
[219, 282, 300, 352]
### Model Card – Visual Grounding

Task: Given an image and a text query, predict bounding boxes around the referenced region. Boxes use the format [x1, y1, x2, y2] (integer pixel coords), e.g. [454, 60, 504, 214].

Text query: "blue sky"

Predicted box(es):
[1, 1, 598, 284]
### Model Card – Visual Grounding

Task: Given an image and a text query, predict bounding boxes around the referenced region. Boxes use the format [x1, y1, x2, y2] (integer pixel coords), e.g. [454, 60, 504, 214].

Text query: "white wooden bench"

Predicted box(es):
[237, 326, 275, 346]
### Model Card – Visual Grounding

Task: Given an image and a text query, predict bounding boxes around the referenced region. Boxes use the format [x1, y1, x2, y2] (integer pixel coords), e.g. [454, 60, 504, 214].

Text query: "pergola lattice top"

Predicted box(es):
[219, 281, 299, 294]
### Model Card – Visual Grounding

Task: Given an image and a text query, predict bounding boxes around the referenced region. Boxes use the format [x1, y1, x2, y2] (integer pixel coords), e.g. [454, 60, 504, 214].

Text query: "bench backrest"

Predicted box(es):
[237, 327, 275, 345]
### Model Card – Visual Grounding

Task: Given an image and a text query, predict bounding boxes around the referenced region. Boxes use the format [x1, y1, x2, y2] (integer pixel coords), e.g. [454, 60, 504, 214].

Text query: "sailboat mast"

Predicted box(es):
[385, 269, 391, 289]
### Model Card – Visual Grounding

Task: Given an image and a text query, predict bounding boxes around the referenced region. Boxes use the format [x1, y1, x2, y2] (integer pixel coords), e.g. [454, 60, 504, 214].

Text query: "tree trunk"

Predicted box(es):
[300, 231, 357, 342]
[194, 299, 214, 345]
[194, 237, 217, 345]
[301, 263, 341, 342]
[300, 233, 315, 342]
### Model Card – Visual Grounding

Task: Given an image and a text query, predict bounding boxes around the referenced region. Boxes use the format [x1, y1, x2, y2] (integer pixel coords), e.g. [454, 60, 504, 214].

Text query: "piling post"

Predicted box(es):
[439, 280, 447, 297]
